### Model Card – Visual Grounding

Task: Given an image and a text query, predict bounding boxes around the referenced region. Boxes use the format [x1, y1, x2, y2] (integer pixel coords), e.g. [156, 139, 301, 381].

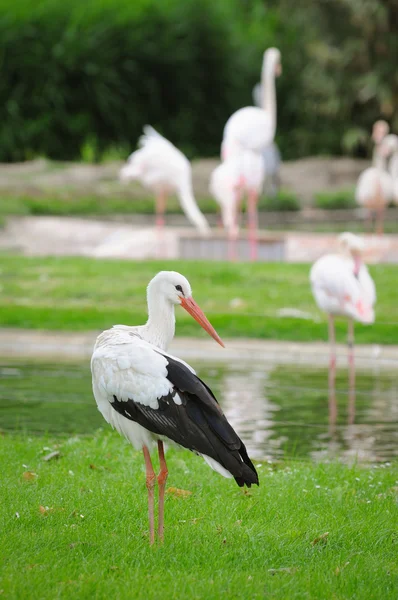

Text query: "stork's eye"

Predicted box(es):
[175, 285, 183, 293]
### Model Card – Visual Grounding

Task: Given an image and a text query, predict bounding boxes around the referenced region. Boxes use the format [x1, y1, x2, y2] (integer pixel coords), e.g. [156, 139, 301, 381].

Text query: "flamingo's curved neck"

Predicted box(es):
[389, 148, 398, 179]
[261, 54, 276, 133]
[144, 293, 175, 351]
[373, 147, 388, 171]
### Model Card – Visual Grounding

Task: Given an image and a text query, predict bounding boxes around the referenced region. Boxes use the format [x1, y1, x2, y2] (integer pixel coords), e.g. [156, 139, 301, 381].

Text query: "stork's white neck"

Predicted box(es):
[261, 54, 277, 134]
[142, 293, 176, 351]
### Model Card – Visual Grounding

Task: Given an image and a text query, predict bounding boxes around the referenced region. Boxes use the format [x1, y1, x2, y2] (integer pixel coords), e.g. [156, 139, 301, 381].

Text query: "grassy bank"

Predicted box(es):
[1, 432, 397, 599]
[0, 189, 300, 220]
[0, 256, 397, 344]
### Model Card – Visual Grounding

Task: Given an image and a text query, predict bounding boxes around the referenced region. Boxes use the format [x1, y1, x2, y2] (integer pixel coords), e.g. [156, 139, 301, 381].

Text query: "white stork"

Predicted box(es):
[91, 271, 259, 544]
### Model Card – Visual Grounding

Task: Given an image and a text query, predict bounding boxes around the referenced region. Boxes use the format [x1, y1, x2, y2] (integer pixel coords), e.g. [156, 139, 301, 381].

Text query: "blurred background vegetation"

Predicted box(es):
[0, 0, 397, 163]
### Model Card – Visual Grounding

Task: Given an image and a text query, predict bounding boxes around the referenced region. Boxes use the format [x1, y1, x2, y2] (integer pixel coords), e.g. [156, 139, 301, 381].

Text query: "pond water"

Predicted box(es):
[0, 360, 397, 464]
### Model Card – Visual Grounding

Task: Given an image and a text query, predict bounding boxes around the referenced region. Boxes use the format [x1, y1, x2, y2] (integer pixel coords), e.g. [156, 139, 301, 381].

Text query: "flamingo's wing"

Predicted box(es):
[223, 107, 274, 153]
[310, 255, 375, 323]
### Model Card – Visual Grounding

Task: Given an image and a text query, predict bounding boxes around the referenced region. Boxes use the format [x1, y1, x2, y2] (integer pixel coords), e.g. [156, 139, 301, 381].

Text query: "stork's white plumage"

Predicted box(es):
[120, 126, 210, 234]
[91, 271, 258, 544]
[310, 233, 376, 398]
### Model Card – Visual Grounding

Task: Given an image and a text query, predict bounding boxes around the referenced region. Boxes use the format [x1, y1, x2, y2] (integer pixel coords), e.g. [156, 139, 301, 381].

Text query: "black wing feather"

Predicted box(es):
[110, 355, 259, 488]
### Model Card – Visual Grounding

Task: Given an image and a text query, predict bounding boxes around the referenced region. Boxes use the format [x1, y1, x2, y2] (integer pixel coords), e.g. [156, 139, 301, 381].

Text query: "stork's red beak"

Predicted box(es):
[180, 296, 225, 348]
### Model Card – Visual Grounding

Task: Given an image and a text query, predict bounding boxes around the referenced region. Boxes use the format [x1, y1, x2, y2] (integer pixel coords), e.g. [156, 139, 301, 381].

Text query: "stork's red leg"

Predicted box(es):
[157, 440, 169, 542]
[247, 190, 258, 261]
[328, 314, 337, 424]
[143, 445, 156, 545]
[347, 318, 356, 424]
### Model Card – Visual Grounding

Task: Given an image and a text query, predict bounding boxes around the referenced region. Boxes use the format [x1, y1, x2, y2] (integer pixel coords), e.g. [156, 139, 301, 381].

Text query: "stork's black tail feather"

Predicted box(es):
[234, 440, 259, 488]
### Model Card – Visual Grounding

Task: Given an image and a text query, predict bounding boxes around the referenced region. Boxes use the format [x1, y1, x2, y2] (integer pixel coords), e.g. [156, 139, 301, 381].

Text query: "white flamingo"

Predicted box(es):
[371, 120, 390, 168]
[355, 127, 394, 234]
[252, 82, 281, 197]
[120, 126, 210, 235]
[222, 48, 281, 159]
[209, 150, 265, 260]
[212, 48, 281, 260]
[91, 271, 258, 545]
[310, 233, 376, 419]
[383, 134, 398, 203]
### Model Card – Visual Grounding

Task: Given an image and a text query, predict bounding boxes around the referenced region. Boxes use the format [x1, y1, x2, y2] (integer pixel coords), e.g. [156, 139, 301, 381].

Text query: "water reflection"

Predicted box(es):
[219, 364, 398, 464]
[220, 369, 282, 460]
[0, 360, 397, 464]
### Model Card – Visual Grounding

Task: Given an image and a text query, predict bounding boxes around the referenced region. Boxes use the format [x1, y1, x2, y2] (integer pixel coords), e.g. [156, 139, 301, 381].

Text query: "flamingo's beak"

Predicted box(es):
[180, 297, 225, 348]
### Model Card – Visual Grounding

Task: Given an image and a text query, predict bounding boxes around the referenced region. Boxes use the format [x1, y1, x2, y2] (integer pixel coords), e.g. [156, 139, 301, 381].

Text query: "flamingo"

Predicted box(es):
[120, 126, 210, 235]
[212, 48, 281, 260]
[371, 119, 390, 167]
[222, 48, 281, 160]
[383, 134, 398, 204]
[91, 271, 258, 545]
[252, 82, 281, 197]
[209, 150, 265, 260]
[310, 233, 376, 420]
[355, 127, 394, 234]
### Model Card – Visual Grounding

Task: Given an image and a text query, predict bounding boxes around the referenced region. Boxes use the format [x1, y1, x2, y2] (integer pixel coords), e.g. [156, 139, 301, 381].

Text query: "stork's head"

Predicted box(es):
[147, 271, 224, 347]
[372, 120, 389, 145]
[264, 47, 282, 77]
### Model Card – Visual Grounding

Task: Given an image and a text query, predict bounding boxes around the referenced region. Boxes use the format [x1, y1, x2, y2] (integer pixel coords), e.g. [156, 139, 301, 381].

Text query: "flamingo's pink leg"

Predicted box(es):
[247, 189, 258, 261]
[155, 190, 167, 230]
[328, 314, 337, 424]
[375, 207, 384, 235]
[155, 190, 168, 257]
[365, 210, 373, 234]
[228, 186, 242, 262]
[347, 318, 356, 424]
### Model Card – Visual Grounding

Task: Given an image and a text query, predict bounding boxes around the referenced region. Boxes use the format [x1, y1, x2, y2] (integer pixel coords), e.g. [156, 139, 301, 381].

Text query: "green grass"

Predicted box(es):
[0, 432, 397, 599]
[0, 256, 397, 344]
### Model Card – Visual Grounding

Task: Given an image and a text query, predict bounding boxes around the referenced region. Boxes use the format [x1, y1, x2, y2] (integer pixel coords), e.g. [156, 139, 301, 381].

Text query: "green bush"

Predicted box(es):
[260, 190, 301, 212]
[1, 0, 396, 163]
[314, 190, 356, 210]
[0, 0, 252, 162]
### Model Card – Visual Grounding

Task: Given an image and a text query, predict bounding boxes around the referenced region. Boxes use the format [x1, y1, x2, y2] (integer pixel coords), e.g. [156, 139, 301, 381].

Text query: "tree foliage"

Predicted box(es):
[0, 0, 396, 162]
